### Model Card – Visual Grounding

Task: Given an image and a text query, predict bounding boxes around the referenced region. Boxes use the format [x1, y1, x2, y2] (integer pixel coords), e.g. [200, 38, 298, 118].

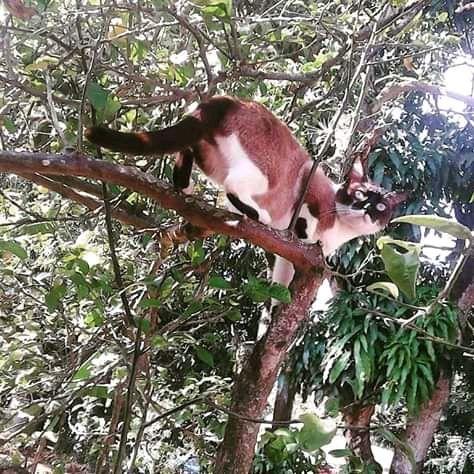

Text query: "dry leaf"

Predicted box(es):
[3, 0, 37, 19]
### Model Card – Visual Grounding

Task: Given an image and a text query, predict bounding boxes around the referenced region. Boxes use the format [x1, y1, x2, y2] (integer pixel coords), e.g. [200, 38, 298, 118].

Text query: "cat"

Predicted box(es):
[85, 95, 406, 286]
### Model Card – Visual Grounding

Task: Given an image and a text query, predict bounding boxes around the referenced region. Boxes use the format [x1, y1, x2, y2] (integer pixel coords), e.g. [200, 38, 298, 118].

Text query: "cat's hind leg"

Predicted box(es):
[217, 133, 272, 224]
[173, 148, 194, 194]
[226, 193, 259, 221]
[223, 172, 271, 224]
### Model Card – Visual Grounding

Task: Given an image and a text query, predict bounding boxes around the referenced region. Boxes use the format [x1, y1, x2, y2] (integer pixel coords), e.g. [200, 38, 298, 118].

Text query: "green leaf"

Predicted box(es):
[367, 281, 399, 299]
[377, 237, 420, 300]
[45, 284, 67, 311]
[354, 339, 365, 398]
[328, 449, 352, 458]
[425, 339, 436, 362]
[407, 371, 419, 413]
[297, 413, 336, 452]
[329, 351, 351, 383]
[392, 215, 472, 241]
[135, 317, 151, 333]
[198, 0, 232, 18]
[139, 298, 161, 309]
[73, 361, 92, 381]
[86, 82, 109, 110]
[188, 241, 205, 266]
[208, 275, 232, 289]
[105, 97, 121, 118]
[84, 310, 104, 327]
[244, 276, 270, 303]
[183, 301, 203, 317]
[324, 397, 340, 417]
[195, 346, 214, 367]
[225, 308, 241, 321]
[0, 240, 28, 260]
[130, 40, 148, 63]
[151, 335, 169, 349]
[437, 11, 449, 22]
[69, 271, 89, 299]
[84, 385, 109, 399]
[417, 362, 435, 389]
[1, 116, 17, 133]
[21, 222, 55, 235]
[269, 283, 291, 303]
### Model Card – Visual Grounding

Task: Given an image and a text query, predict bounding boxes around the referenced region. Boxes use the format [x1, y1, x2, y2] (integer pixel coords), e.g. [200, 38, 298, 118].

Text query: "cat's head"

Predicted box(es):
[335, 159, 407, 234]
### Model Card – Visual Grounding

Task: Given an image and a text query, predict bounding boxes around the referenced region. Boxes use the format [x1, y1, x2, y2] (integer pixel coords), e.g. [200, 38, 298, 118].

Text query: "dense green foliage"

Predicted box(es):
[0, 0, 473, 472]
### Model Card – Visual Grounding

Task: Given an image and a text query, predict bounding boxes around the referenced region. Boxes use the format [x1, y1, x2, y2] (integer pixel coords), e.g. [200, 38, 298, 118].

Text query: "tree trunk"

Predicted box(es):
[343, 402, 382, 473]
[214, 268, 323, 473]
[272, 367, 298, 427]
[390, 373, 451, 474]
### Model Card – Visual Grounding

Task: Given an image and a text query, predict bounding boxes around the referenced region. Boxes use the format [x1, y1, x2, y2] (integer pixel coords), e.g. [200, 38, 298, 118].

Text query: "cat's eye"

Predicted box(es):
[376, 203, 387, 212]
[354, 190, 366, 200]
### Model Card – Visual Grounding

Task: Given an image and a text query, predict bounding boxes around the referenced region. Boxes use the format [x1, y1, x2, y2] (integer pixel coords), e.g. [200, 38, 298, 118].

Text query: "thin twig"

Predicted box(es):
[165, 7, 214, 90]
[44, 70, 67, 145]
[76, 17, 111, 152]
[366, 307, 474, 356]
[288, 6, 383, 231]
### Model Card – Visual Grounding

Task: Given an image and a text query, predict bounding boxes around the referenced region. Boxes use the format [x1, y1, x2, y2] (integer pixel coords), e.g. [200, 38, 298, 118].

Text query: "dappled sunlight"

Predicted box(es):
[440, 60, 474, 113]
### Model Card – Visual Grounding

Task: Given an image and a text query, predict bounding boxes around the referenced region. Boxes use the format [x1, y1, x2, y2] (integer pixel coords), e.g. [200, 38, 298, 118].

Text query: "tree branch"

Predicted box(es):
[214, 269, 323, 473]
[372, 80, 474, 113]
[17, 172, 157, 231]
[0, 150, 321, 270]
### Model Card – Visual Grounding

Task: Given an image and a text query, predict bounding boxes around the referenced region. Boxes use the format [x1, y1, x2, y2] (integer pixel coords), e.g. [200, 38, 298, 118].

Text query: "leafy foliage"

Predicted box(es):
[0, 0, 473, 471]
[291, 287, 458, 415]
[253, 414, 335, 473]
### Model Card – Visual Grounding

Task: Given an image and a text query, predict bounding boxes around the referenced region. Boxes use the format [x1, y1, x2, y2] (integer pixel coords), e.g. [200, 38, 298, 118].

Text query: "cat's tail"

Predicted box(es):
[85, 116, 204, 155]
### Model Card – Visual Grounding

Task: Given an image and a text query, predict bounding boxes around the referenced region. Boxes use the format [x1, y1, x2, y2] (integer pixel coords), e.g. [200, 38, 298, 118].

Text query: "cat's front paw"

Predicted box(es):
[181, 182, 194, 195]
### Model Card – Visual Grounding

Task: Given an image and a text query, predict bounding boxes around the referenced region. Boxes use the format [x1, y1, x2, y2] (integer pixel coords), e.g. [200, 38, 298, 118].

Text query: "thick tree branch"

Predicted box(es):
[214, 269, 323, 473]
[0, 150, 321, 270]
[390, 373, 451, 474]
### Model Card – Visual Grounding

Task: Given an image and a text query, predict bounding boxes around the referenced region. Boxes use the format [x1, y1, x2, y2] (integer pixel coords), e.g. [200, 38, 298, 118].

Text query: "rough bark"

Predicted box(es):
[390, 373, 451, 474]
[0, 151, 320, 270]
[214, 268, 323, 473]
[343, 403, 382, 473]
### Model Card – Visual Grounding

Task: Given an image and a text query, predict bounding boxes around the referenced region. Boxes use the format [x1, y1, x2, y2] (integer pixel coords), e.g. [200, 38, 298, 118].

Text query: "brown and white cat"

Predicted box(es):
[86, 96, 405, 282]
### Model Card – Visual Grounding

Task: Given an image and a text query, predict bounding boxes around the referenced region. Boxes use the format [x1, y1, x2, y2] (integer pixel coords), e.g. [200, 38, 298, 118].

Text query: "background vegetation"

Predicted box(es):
[0, 0, 473, 472]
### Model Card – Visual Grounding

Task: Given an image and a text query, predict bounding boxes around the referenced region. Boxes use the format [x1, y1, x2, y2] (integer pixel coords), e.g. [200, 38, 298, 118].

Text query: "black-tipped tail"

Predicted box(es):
[85, 116, 205, 155]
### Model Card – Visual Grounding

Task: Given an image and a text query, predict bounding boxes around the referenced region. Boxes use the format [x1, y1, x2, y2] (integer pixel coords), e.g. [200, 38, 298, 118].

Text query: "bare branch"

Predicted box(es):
[372, 80, 474, 113]
[17, 172, 157, 231]
[0, 74, 80, 106]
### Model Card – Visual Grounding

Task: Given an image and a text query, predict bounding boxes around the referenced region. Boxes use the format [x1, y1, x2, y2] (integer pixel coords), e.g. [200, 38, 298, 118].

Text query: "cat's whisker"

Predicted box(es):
[315, 208, 366, 219]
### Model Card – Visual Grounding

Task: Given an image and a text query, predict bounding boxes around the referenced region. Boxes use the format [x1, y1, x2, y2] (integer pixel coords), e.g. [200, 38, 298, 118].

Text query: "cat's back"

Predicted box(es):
[198, 96, 308, 169]
[195, 96, 303, 149]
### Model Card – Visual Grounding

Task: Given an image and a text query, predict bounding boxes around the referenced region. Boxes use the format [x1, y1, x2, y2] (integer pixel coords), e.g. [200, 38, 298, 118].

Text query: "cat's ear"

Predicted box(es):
[386, 191, 408, 207]
[347, 158, 365, 183]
